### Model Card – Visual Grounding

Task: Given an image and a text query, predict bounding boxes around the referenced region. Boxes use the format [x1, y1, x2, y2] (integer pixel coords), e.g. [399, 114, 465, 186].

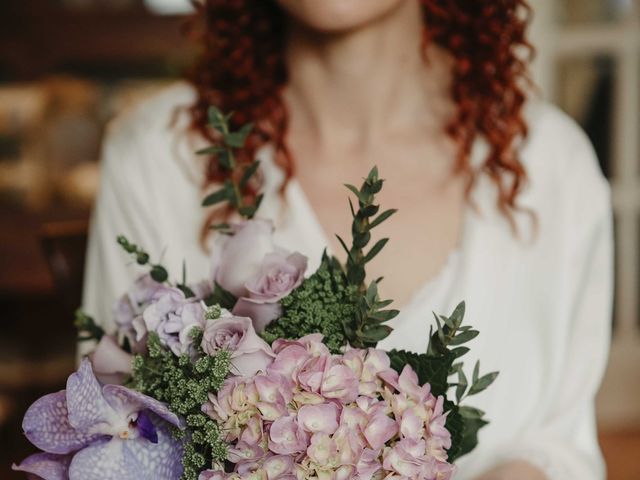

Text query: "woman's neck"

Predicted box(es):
[282, 0, 452, 153]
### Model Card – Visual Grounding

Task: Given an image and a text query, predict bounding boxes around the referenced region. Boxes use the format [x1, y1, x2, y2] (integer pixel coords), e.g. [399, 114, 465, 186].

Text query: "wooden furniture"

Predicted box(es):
[0, 1, 192, 81]
[40, 219, 89, 317]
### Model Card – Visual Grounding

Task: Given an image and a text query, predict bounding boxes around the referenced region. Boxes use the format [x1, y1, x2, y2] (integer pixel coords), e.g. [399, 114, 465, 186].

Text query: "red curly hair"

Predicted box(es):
[185, 0, 533, 239]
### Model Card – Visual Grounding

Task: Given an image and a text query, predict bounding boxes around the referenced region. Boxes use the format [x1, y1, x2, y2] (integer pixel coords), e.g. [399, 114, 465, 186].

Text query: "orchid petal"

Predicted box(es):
[66, 359, 117, 432]
[22, 391, 102, 454]
[68, 417, 183, 480]
[135, 410, 158, 443]
[102, 384, 184, 429]
[12, 452, 73, 480]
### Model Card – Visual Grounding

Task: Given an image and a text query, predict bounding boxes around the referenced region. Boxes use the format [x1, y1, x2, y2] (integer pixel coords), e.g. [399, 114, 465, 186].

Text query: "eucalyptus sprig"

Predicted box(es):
[117, 235, 198, 298]
[117, 235, 168, 283]
[387, 302, 499, 462]
[428, 302, 499, 405]
[337, 166, 397, 290]
[199, 106, 263, 219]
[338, 166, 399, 348]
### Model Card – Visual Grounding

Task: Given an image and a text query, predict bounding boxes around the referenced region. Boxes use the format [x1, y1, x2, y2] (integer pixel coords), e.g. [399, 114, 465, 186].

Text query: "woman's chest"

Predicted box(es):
[293, 162, 467, 306]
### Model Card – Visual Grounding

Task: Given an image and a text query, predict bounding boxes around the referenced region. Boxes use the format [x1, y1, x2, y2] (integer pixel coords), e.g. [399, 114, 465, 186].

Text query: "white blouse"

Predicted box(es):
[82, 82, 613, 480]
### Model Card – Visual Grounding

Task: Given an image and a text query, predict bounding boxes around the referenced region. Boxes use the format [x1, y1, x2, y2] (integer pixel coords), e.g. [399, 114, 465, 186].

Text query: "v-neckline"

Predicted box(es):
[285, 177, 474, 311]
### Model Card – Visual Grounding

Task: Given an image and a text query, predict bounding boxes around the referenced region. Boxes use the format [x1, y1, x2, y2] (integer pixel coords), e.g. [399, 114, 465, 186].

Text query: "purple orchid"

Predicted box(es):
[13, 359, 185, 480]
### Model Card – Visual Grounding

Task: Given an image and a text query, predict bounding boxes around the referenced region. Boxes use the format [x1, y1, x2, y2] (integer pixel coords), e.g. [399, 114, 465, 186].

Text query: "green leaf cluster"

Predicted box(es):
[338, 166, 397, 289]
[387, 302, 498, 463]
[117, 235, 168, 283]
[261, 253, 358, 353]
[131, 331, 231, 480]
[199, 106, 262, 219]
[74, 309, 105, 343]
[263, 167, 399, 352]
[204, 282, 237, 311]
[338, 166, 398, 348]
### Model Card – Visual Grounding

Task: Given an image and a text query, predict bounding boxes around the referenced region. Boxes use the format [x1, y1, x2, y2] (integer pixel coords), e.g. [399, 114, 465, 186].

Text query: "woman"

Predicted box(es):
[82, 1, 613, 479]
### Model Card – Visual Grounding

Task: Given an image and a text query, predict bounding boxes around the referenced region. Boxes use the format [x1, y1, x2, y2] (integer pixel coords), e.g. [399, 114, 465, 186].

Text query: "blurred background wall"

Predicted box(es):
[0, 1, 638, 478]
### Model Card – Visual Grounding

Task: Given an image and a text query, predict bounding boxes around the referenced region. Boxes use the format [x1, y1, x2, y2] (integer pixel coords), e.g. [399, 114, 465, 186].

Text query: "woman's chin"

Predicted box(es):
[275, 0, 408, 34]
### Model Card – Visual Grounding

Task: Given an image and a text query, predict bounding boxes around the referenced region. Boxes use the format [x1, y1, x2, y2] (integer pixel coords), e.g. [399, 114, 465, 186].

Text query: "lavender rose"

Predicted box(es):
[214, 219, 277, 298]
[134, 286, 206, 357]
[201, 315, 275, 377]
[90, 334, 133, 385]
[232, 250, 308, 332]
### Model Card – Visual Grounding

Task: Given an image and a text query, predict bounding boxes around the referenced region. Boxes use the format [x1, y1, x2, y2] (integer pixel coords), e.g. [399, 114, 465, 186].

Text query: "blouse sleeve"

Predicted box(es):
[498, 124, 614, 479]
[81, 117, 161, 338]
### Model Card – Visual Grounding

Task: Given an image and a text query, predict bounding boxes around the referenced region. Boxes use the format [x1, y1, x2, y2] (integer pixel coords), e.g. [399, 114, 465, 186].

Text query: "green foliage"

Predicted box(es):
[338, 166, 399, 348]
[387, 302, 498, 463]
[263, 167, 399, 352]
[261, 253, 358, 353]
[387, 349, 455, 399]
[131, 331, 231, 480]
[117, 235, 169, 283]
[74, 309, 105, 343]
[199, 106, 262, 219]
[204, 282, 237, 311]
[338, 166, 397, 289]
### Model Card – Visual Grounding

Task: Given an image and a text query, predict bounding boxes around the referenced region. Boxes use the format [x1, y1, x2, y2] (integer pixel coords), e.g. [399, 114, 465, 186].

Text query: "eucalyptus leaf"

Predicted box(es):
[344, 184, 367, 204]
[360, 204, 379, 217]
[177, 284, 196, 299]
[450, 301, 466, 328]
[239, 160, 260, 188]
[440, 314, 455, 329]
[473, 360, 480, 384]
[368, 208, 397, 229]
[363, 238, 389, 263]
[216, 149, 233, 169]
[359, 324, 392, 342]
[353, 231, 371, 249]
[468, 372, 499, 396]
[207, 106, 226, 132]
[204, 282, 237, 310]
[224, 122, 254, 148]
[202, 187, 229, 207]
[450, 346, 470, 359]
[369, 179, 383, 194]
[368, 309, 399, 322]
[365, 282, 378, 303]
[449, 330, 479, 346]
[348, 198, 356, 218]
[456, 368, 468, 403]
[195, 145, 225, 156]
[335, 235, 354, 261]
[374, 299, 394, 309]
[458, 406, 486, 419]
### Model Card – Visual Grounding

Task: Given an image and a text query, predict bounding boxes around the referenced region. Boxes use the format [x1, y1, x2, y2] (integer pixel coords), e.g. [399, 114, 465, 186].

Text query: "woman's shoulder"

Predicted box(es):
[100, 82, 200, 181]
[106, 81, 196, 141]
[518, 99, 610, 214]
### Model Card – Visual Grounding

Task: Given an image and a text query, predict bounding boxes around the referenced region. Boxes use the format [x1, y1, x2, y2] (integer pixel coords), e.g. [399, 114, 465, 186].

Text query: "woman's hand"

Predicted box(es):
[474, 460, 548, 480]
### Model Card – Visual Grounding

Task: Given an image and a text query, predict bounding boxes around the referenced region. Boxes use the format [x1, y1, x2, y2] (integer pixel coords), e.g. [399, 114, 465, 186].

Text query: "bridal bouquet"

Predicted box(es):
[13, 108, 497, 480]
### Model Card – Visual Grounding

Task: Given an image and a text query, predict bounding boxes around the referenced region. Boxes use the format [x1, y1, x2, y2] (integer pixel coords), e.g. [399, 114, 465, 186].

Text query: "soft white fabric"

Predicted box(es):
[82, 82, 613, 480]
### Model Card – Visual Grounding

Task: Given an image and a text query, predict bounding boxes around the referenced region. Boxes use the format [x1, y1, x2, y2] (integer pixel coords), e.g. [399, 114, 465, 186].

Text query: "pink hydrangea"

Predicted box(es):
[202, 335, 455, 480]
